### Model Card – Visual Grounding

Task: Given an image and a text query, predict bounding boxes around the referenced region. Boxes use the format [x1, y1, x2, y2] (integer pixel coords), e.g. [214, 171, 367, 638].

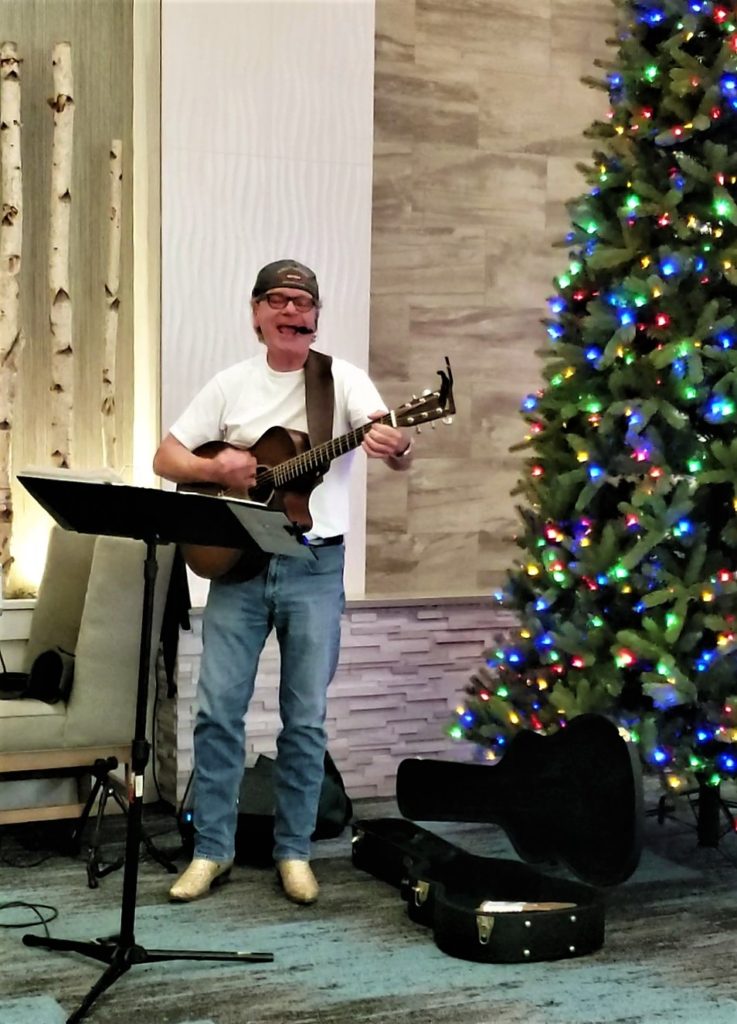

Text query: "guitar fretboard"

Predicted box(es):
[254, 413, 393, 488]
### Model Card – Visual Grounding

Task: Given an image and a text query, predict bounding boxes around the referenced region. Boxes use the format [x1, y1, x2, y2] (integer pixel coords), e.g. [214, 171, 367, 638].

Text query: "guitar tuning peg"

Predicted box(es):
[443, 416, 454, 425]
[412, 394, 418, 401]
[422, 388, 432, 396]
[430, 422, 436, 429]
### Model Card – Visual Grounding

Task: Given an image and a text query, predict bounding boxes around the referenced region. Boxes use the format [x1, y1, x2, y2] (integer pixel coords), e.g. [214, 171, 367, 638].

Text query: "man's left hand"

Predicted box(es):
[362, 412, 411, 462]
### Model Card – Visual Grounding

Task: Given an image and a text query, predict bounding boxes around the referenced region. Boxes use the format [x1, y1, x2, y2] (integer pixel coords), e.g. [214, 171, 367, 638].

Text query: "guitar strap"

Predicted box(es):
[303, 348, 334, 447]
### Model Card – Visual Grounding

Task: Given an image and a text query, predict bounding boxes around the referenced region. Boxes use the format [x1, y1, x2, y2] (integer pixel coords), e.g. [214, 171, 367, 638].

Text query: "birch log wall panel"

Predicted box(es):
[48, 42, 75, 469]
[0, 42, 23, 576]
[366, 0, 616, 598]
[102, 139, 122, 470]
[0, 1, 134, 594]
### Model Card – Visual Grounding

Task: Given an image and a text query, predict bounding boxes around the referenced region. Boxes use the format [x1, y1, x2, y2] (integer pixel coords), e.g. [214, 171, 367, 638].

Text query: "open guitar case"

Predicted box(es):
[352, 713, 643, 964]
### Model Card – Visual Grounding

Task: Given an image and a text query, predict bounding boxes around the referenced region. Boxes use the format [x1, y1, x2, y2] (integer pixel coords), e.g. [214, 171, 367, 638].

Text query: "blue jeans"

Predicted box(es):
[192, 544, 345, 863]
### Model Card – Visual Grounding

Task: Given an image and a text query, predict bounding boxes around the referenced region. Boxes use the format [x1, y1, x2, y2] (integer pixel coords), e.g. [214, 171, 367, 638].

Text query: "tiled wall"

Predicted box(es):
[366, 0, 615, 597]
[157, 600, 518, 804]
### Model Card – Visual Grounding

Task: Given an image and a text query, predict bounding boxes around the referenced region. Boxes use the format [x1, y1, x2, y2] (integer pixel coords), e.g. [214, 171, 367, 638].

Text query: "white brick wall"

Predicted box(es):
[156, 599, 518, 804]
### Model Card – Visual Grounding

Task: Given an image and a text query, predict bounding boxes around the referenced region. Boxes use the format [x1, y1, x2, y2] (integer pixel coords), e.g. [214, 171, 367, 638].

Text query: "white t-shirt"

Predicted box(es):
[169, 349, 386, 540]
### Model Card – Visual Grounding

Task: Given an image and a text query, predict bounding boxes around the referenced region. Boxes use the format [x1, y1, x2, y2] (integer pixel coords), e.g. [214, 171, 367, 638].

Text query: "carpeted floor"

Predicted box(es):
[1, 789, 737, 1024]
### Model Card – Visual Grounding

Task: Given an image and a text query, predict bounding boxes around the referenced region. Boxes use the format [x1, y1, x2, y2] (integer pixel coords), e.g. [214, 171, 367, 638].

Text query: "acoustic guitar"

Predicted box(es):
[178, 359, 455, 581]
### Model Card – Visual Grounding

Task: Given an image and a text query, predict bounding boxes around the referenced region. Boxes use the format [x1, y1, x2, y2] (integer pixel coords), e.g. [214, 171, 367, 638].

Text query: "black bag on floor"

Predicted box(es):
[180, 750, 353, 866]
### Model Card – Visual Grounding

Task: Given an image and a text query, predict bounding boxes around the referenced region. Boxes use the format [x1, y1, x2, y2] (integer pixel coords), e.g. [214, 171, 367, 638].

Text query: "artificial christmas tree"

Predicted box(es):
[452, 0, 737, 845]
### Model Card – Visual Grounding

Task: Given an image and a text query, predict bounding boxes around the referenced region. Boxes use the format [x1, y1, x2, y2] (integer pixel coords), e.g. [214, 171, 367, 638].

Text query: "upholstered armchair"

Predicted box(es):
[0, 525, 174, 824]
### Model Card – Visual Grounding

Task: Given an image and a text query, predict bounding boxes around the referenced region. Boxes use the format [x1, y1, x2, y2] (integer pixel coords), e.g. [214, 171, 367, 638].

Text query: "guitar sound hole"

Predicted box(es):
[250, 470, 274, 506]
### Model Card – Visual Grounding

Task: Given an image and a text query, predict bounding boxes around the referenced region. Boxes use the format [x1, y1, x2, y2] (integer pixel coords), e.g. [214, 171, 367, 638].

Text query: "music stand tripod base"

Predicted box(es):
[22, 934, 273, 1024]
[17, 474, 294, 1023]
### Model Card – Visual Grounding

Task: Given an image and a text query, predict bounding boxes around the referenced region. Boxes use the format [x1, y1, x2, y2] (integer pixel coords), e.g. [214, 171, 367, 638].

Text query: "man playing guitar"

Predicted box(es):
[153, 259, 411, 905]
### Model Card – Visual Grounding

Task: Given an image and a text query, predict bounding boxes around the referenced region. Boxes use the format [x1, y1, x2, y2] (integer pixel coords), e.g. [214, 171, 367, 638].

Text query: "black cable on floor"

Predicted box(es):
[0, 900, 58, 938]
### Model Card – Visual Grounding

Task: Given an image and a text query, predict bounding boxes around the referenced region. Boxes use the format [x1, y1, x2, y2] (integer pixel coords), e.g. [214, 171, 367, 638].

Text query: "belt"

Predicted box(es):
[306, 535, 344, 547]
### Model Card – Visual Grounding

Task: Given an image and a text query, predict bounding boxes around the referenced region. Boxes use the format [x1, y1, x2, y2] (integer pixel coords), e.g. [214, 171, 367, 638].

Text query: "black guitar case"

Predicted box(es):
[352, 713, 643, 963]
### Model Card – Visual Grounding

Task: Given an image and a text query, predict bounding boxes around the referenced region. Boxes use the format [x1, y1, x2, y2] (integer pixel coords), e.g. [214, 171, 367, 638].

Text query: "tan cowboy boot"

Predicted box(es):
[169, 857, 234, 902]
[276, 859, 319, 904]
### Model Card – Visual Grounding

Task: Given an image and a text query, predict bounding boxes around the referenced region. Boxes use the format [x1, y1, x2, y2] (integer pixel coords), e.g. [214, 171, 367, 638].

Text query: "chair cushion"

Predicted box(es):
[23, 526, 96, 672]
[64, 538, 174, 748]
[0, 698, 67, 751]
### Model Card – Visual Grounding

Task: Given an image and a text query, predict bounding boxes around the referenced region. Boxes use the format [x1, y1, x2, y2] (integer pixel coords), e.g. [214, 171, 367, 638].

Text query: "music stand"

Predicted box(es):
[17, 472, 310, 1024]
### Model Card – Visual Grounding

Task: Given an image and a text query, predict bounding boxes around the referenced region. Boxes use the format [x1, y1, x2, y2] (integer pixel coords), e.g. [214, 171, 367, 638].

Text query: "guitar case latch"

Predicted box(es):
[476, 912, 495, 946]
[412, 880, 430, 907]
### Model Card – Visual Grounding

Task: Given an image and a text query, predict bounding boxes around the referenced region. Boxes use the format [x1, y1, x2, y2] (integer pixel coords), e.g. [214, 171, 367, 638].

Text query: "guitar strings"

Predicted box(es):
[252, 390, 441, 489]
[253, 417, 389, 488]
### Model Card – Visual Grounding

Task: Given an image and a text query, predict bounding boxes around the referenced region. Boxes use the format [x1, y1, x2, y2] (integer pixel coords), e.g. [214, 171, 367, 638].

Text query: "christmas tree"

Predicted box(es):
[451, 0, 737, 816]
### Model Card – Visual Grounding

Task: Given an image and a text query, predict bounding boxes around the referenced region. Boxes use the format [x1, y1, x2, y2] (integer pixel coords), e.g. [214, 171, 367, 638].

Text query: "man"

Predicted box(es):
[154, 259, 412, 904]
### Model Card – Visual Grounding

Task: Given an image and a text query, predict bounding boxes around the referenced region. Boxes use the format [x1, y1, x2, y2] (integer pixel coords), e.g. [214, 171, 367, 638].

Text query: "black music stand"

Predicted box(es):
[17, 472, 310, 1024]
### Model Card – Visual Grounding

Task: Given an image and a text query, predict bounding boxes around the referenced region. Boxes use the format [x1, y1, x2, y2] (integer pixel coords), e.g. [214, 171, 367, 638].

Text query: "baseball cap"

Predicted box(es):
[251, 259, 320, 302]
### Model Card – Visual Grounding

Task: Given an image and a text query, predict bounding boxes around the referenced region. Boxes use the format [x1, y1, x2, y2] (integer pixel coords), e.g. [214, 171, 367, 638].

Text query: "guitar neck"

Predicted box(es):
[259, 414, 393, 488]
[253, 360, 454, 488]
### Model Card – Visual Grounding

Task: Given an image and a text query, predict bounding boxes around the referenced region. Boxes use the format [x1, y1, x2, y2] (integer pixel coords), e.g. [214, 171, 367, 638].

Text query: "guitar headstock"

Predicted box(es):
[393, 358, 456, 429]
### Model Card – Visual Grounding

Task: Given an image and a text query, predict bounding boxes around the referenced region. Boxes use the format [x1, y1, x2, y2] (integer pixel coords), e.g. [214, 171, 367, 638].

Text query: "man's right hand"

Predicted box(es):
[210, 445, 257, 493]
[153, 433, 257, 493]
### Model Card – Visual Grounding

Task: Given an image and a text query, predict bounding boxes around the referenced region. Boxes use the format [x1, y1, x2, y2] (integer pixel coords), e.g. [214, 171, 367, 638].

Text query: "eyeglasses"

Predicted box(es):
[260, 291, 316, 312]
